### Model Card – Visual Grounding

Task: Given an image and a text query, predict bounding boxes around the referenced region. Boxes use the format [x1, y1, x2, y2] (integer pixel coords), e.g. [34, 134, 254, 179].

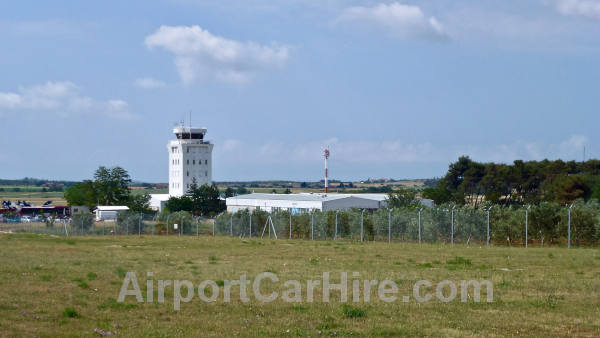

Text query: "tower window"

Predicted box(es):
[187, 171, 189, 177]
[205, 171, 208, 176]
[205, 159, 208, 165]
[187, 159, 189, 165]
[193, 160, 195, 165]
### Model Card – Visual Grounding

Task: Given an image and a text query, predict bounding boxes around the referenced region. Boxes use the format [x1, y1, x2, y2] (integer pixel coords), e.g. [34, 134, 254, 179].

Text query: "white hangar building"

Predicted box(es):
[226, 193, 388, 213]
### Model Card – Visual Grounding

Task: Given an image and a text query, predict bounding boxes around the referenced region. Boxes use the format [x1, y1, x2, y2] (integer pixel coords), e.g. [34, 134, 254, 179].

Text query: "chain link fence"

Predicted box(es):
[2, 204, 600, 246]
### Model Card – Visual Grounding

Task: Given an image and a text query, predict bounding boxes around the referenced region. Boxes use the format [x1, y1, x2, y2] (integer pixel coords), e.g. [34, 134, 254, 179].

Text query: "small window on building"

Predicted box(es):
[193, 160, 195, 165]
[187, 147, 189, 153]
[205, 171, 208, 176]
[187, 171, 189, 177]
[205, 159, 208, 165]
[187, 159, 189, 165]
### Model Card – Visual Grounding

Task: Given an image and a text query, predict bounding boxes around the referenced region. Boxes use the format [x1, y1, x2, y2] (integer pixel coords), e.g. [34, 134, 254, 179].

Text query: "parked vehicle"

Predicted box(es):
[20, 216, 32, 223]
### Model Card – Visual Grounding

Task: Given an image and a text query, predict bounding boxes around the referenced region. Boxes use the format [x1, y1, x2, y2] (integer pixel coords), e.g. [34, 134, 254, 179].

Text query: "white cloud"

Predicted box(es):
[218, 135, 590, 166]
[551, 0, 600, 19]
[134, 77, 166, 89]
[333, 2, 448, 40]
[145, 25, 290, 85]
[0, 81, 135, 120]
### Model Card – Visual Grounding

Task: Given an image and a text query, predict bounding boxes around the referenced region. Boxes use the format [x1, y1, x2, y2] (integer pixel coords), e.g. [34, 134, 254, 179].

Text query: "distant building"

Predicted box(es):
[94, 206, 129, 221]
[70, 206, 89, 215]
[150, 125, 214, 211]
[226, 193, 389, 213]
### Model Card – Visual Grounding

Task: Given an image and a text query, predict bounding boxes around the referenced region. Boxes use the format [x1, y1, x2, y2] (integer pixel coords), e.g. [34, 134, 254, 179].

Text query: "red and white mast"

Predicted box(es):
[324, 148, 330, 194]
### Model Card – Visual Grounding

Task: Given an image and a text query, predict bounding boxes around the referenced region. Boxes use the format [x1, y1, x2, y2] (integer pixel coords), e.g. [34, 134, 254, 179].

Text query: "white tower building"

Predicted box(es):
[168, 126, 213, 196]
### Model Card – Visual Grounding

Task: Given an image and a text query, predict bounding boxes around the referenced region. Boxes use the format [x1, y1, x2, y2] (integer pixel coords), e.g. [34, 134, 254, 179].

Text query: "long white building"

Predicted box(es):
[226, 193, 388, 213]
[150, 125, 214, 211]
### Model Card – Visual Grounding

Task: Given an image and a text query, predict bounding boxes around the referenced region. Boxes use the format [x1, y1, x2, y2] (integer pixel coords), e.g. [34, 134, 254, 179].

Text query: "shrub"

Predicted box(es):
[62, 307, 79, 318]
[342, 305, 366, 318]
[71, 212, 94, 230]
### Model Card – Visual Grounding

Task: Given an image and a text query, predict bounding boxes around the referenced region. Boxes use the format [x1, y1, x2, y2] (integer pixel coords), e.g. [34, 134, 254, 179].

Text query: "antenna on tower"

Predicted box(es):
[324, 148, 330, 194]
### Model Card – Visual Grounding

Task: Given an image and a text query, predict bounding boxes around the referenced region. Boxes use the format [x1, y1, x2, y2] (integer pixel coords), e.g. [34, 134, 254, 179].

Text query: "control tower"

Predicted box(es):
[168, 126, 214, 196]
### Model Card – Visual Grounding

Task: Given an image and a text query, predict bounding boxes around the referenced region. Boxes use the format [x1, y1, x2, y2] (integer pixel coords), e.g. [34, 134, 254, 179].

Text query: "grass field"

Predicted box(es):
[0, 234, 599, 336]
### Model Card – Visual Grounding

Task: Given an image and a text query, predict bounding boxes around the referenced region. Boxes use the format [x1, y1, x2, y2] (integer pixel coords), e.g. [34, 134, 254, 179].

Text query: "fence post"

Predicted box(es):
[360, 209, 364, 242]
[335, 211, 338, 241]
[312, 211, 317, 240]
[197, 218, 199, 237]
[568, 203, 573, 248]
[230, 213, 233, 237]
[180, 216, 183, 236]
[486, 206, 492, 246]
[139, 213, 142, 236]
[166, 215, 170, 236]
[418, 208, 422, 244]
[451, 206, 455, 245]
[388, 208, 392, 243]
[525, 206, 530, 248]
[212, 218, 215, 236]
[289, 212, 292, 240]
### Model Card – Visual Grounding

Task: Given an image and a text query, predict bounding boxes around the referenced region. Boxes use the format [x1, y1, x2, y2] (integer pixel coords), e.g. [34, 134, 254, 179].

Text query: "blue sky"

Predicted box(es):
[1, 0, 599, 182]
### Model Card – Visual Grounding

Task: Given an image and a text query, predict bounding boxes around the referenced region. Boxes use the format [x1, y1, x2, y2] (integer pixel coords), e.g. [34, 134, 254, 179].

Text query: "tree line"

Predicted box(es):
[422, 156, 600, 206]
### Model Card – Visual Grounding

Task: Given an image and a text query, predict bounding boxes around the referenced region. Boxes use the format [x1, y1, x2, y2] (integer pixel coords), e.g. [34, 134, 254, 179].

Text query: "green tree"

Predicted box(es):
[386, 187, 418, 209]
[93, 166, 131, 205]
[224, 187, 235, 198]
[165, 196, 194, 212]
[128, 193, 153, 214]
[529, 202, 561, 246]
[187, 183, 225, 216]
[554, 175, 592, 205]
[422, 186, 451, 205]
[568, 200, 597, 246]
[64, 180, 97, 208]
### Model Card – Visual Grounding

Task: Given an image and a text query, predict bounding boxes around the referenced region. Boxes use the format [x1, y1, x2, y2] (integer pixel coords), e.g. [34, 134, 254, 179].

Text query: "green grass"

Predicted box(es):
[0, 234, 599, 336]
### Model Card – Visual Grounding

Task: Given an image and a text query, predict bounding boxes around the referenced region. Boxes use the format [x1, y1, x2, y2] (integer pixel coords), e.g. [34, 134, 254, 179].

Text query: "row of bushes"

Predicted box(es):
[214, 199, 600, 246]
